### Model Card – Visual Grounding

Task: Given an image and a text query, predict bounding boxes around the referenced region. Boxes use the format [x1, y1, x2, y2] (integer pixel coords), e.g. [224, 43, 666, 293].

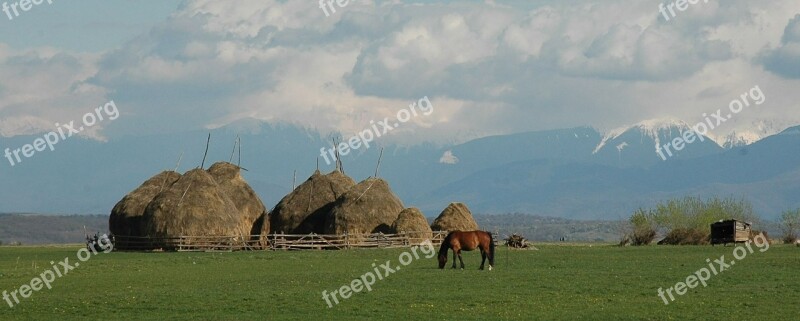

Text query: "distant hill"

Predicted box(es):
[0, 214, 108, 245]
[2, 119, 799, 220]
[0, 213, 623, 244]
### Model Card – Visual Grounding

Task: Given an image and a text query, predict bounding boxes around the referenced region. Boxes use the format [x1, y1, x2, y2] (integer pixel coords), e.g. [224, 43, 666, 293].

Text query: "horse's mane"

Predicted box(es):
[437, 232, 452, 258]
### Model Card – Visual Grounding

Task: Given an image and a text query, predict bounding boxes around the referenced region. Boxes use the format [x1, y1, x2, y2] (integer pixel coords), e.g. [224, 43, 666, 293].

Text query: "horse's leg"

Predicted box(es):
[457, 250, 465, 269]
[451, 249, 458, 269]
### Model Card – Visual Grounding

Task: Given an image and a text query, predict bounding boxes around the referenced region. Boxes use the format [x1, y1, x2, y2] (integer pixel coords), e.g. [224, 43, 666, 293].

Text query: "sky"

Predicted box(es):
[1, 0, 800, 145]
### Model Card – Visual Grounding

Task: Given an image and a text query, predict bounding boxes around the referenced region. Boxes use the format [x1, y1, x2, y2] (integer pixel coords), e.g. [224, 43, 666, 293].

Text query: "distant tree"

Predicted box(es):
[781, 209, 800, 244]
[627, 196, 758, 245]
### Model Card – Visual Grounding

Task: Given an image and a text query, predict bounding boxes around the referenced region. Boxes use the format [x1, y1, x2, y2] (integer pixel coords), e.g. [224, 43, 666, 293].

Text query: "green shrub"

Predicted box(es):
[628, 196, 757, 245]
[781, 209, 800, 244]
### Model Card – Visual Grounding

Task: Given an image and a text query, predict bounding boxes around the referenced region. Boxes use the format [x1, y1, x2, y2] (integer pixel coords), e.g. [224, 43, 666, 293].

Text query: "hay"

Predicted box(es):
[142, 168, 246, 248]
[430, 202, 479, 232]
[109, 171, 181, 238]
[269, 170, 355, 234]
[392, 208, 433, 244]
[324, 177, 404, 235]
[207, 162, 266, 236]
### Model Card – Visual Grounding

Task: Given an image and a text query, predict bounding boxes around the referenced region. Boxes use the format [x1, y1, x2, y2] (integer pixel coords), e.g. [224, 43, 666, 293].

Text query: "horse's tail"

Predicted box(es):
[488, 231, 496, 266]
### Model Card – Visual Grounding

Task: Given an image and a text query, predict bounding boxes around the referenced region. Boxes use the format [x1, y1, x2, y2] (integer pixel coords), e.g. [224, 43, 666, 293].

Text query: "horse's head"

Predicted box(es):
[437, 252, 447, 269]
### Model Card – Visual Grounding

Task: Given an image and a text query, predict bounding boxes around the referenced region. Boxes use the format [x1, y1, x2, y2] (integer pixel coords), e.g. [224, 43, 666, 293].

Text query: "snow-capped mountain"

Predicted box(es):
[718, 120, 789, 149]
[3, 118, 800, 220]
[592, 118, 723, 166]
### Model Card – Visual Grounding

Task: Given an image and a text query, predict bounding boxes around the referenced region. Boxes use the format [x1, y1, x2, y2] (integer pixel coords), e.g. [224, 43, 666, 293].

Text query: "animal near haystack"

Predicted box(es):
[269, 169, 356, 234]
[431, 202, 479, 231]
[324, 177, 405, 235]
[392, 207, 433, 244]
[109, 171, 181, 247]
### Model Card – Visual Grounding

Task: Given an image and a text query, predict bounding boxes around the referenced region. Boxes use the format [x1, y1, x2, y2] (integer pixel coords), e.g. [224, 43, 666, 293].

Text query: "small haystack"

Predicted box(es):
[143, 168, 246, 249]
[207, 162, 266, 236]
[324, 177, 404, 235]
[392, 208, 433, 244]
[431, 202, 479, 232]
[269, 170, 356, 234]
[109, 171, 181, 239]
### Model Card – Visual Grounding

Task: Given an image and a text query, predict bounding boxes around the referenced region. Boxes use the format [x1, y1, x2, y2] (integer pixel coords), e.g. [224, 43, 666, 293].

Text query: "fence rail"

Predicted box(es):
[111, 231, 448, 252]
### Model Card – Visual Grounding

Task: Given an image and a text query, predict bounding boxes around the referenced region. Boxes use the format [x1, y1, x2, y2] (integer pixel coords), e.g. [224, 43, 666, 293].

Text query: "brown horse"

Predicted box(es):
[438, 231, 495, 270]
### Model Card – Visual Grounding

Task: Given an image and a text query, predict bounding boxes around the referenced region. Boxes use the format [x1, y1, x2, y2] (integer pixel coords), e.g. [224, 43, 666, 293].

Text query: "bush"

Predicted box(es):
[630, 228, 657, 246]
[621, 208, 657, 246]
[781, 209, 800, 244]
[751, 230, 769, 243]
[657, 228, 709, 245]
[628, 196, 758, 246]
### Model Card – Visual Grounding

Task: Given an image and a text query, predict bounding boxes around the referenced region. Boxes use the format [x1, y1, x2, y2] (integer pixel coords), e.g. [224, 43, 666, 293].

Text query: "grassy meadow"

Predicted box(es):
[0, 244, 797, 320]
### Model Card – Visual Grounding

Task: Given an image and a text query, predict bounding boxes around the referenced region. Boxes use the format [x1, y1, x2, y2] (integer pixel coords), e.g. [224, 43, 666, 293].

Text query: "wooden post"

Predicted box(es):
[229, 136, 238, 163]
[200, 133, 211, 169]
[374, 147, 384, 178]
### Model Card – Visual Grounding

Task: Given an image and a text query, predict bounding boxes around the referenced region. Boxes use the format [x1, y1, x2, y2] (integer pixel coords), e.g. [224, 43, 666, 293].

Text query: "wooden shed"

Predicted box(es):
[710, 220, 751, 245]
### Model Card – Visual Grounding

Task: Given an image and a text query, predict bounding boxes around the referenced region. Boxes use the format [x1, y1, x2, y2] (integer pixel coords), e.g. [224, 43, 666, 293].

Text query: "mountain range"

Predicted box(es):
[1, 118, 798, 221]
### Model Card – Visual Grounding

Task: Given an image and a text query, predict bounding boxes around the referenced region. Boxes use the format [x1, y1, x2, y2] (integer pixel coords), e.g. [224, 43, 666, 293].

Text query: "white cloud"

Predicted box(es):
[1, 0, 800, 146]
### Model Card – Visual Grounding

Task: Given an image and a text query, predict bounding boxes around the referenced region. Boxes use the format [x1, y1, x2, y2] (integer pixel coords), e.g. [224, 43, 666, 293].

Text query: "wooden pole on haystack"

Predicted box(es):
[292, 170, 297, 190]
[374, 148, 384, 178]
[160, 151, 183, 193]
[332, 138, 342, 173]
[174, 152, 183, 172]
[200, 133, 211, 169]
[229, 135, 239, 163]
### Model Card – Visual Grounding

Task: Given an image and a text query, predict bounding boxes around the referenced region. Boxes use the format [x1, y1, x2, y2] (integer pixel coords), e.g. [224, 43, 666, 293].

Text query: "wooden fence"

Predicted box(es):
[111, 231, 448, 252]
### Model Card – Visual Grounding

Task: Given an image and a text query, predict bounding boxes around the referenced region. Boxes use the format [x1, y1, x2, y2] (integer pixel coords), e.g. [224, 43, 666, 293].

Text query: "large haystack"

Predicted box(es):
[431, 202, 479, 231]
[207, 162, 266, 236]
[143, 169, 246, 247]
[269, 170, 355, 234]
[109, 171, 181, 238]
[324, 177, 404, 235]
[392, 207, 433, 244]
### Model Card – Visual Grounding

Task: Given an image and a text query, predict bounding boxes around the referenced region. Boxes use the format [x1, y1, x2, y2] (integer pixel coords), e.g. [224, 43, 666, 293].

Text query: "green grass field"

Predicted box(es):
[0, 243, 797, 320]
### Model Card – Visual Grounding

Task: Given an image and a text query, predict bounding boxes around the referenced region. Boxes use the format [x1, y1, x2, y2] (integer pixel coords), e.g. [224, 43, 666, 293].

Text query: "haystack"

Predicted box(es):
[207, 162, 266, 236]
[109, 171, 181, 239]
[142, 168, 246, 249]
[324, 177, 404, 235]
[392, 208, 433, 244]
[431, 202, 479, 231]
[269, 170, 355, 234]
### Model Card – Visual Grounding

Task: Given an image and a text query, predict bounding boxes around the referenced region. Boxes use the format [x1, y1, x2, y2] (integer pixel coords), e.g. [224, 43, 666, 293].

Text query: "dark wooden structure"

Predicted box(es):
[710, 220, 751, 245]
